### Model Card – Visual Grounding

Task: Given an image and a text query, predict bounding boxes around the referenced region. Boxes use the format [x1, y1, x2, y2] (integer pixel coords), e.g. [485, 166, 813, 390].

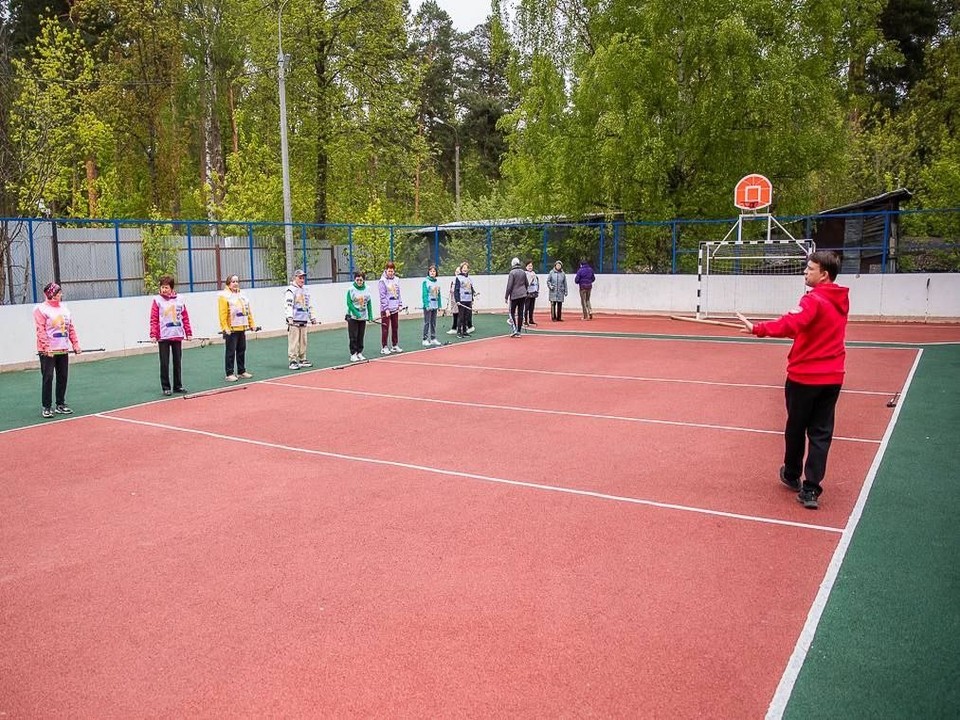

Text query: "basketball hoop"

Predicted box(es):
[734, 174, 772, 211]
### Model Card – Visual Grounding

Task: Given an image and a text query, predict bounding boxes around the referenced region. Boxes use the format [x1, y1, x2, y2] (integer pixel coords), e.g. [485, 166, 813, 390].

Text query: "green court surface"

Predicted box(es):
[1, 317, 957, 717]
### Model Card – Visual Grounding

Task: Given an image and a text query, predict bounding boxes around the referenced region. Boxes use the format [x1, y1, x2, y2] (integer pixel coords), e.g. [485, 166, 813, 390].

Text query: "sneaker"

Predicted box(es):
[289, 361, 300, 370]
[528, 321, 537, 326]
[41, 407, 54, 418]
[381, 347, 392, 355]
[422, 340, 431, 347]
[298, 361, 312, 368]
[779, 465, 801, 491]
[55, 404, 73, 414]
[358, 353, 366, 361]
[512, 332, 521, 337]
[391, 345, 403, 353]
[163, 389, 173, 396]
[431, 339, 442, 346]
[467, 326, 475, 334]
[239, 372, 253, 379]
[350, 353, 360, 363]
[797, 489, 819, 509]
[226, 374, 238, 382]
[174, 387, 187, 393]
[446, 328, 457, 335]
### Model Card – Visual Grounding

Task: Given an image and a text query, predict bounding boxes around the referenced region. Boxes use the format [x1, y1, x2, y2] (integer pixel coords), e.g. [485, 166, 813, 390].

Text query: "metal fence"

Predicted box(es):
[1, 209, 957, 304]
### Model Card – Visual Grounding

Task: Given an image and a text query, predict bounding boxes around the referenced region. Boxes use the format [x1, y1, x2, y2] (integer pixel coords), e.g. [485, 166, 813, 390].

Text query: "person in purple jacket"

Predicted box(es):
[378, 261, 404, 354]
[574, 258, 596, 319]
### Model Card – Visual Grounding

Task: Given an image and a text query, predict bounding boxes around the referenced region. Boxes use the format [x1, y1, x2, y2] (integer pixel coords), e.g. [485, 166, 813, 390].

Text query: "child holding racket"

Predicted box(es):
[219, 274, 258, 382]
[33, 282, 82, 417]
[149, 274, 193, 395]
[346, 270, 374, 362]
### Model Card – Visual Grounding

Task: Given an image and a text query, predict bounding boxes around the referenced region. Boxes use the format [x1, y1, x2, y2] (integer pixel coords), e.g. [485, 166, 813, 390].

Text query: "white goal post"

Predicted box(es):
[696, 232, 814, 320]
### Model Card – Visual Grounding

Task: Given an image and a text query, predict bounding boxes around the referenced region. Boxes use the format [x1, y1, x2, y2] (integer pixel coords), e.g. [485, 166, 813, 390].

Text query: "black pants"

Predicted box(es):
[457, 302, 472, 336]
[551, 301, 563, 321]
[509, 298, 525, 332]
[525, 295, 537, 323]
[39, 353, 69, 409]
[783, 379, 843, 496]
[224, 331, 247, 375]
[348, 317, 367, 355]
[158, 340, 183, 391]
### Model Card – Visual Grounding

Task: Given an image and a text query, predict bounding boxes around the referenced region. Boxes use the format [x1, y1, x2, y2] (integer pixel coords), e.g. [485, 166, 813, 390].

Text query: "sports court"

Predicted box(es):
[1, 315, 958, 717]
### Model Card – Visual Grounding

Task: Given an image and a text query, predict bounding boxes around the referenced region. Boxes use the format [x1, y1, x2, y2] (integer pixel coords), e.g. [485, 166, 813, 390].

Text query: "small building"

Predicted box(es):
[814, 188, 913, 274]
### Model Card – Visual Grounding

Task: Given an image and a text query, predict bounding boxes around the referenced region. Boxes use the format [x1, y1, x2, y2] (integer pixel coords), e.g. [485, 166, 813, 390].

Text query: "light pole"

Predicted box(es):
[431, 116, 460, 219]
[278, 0, 294, 279]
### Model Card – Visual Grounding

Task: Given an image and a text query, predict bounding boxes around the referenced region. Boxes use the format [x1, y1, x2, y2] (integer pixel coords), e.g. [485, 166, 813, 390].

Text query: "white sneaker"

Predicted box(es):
[350, 353, 359, 362]
[391, 345, 403, 353]
[380, 347, 392, 355]
[225, 374, 238, 382]
[431, 338, 442, 346]
[298, 361, 312, 368]
[289, 361, 300, 370]
[422, 340, 431, 347]
[446, 328, 457, 335]
[467, 326, 475, 334]
[358, 353, 366, 361]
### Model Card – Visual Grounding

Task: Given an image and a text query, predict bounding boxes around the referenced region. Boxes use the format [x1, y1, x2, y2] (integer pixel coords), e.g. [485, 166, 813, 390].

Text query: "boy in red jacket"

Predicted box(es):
[737, 250, 849, 509]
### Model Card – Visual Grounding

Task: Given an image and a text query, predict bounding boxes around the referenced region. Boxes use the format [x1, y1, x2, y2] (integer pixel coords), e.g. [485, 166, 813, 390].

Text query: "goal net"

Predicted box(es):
[696, 238, 814, 319]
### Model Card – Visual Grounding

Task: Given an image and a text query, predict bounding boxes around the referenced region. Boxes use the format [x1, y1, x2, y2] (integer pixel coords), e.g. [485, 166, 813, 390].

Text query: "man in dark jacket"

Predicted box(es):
[504, 257, 529, 337]
[574, 258, 596, 319]
[737, 250, 849, 509]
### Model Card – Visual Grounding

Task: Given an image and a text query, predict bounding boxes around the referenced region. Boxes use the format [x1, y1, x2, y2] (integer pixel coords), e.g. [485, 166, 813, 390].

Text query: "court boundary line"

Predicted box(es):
[262, 380, 882, 444]
[93, 412, 844, 534]
[764, 347, 924, 719]
[384, 358, 897, 397]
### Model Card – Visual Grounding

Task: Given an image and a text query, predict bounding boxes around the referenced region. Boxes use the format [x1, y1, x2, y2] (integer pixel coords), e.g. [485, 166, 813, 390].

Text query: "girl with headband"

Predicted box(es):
[33, 282, 82, 418]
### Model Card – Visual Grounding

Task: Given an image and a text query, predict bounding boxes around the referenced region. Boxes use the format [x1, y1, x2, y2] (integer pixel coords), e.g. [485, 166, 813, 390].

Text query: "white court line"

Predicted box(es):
[93, 411, 844, 535]
[263, 380, 881, 444]
[383, 358, 895, 398]
[765, 347, 924, 719]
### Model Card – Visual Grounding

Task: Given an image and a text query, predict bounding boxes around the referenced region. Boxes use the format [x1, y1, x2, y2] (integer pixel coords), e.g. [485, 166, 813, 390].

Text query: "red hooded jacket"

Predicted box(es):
[752, 282, 850, 385]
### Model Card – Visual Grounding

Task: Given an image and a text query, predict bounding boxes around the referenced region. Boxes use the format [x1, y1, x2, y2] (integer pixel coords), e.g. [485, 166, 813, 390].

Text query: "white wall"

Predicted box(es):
[2, 273, 957, 369]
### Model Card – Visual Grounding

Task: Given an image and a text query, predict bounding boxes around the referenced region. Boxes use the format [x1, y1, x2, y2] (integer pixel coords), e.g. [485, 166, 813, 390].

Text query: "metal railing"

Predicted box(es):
[1, 208, 957, 304]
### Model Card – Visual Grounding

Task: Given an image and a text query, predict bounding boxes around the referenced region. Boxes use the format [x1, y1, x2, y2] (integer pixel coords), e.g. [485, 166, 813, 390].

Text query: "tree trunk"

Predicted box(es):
[85, 157, 99, 217]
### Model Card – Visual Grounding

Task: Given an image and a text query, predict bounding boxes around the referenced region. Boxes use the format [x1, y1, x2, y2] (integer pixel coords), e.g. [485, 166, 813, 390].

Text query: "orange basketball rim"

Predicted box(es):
[735, 174, 773, 210]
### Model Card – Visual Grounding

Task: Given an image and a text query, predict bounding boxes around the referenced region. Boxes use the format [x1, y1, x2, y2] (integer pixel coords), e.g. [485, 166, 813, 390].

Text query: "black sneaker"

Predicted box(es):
[797, 489, 819, 509]
[41, 407, 54, 418]
[779, 465, 801, 491]
[174, 387, 187, 393]
[55, 405, 73, 415]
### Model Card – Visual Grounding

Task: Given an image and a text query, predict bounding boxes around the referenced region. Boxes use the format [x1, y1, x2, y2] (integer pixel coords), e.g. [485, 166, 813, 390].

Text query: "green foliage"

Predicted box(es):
[141, 209, 180, 293]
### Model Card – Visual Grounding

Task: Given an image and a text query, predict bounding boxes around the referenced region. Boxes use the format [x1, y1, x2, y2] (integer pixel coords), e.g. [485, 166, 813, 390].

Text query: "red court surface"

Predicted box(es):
[0, 334, 918, 716]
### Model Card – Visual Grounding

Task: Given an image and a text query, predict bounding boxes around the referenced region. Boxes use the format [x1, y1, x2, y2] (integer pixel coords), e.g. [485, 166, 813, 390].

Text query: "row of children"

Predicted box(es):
[29, 262, 483, 414]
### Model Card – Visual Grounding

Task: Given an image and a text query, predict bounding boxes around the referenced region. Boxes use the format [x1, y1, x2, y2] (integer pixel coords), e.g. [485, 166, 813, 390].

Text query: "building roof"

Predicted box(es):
[818, 188, 913, 216]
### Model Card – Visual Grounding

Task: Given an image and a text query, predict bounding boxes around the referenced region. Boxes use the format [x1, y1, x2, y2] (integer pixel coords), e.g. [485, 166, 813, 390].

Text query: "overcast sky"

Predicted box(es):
[410, 0, 493, 31]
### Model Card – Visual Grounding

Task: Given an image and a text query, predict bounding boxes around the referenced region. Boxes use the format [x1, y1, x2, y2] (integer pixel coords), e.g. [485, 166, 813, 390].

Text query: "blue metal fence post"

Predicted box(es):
[114, 220, 123, 297]
[612, 221, 621, 273]
[389, 226, 395, 263]
[28, 219, 39, 303]
[486, 226, 493, 273]
[541, 226, 548, 273]
[433, 227, 440, 268]
[671, 221, 679, 274]
[348, 225, 354, 277]
[598, 222, 605, 272]
[247, 223, 256, 287]
[881, 211, 891, 273]
[186, 222, 195, 292]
